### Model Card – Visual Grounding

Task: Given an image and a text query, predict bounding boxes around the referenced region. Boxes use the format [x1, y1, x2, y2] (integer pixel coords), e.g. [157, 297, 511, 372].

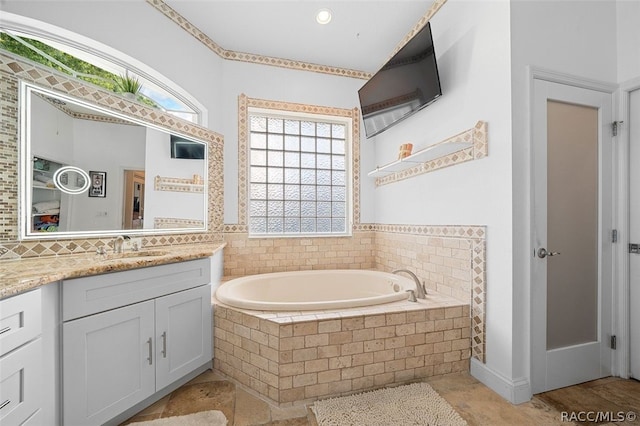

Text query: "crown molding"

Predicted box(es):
[146, 0, 448, 80]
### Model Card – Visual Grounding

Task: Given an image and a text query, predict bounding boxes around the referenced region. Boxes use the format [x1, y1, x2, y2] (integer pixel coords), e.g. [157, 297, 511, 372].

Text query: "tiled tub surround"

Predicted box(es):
[222, 224, 487, 363]
[374, 225, 487, 364]
[222, 231, 375, 277]
[213, 296, 470, 406]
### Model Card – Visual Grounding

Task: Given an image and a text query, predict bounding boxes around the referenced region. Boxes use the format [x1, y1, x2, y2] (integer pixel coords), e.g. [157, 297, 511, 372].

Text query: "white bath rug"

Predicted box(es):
[130, 410, 227, 426]
[311, 382, 467, 426]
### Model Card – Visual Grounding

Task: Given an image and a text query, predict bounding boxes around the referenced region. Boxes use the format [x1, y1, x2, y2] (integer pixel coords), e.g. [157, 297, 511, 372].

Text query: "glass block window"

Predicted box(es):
[248, 111, 351, 236]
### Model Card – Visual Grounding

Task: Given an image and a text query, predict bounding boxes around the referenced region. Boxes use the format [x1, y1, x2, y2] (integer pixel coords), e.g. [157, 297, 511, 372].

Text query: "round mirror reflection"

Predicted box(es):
[52, 166, 91, 195]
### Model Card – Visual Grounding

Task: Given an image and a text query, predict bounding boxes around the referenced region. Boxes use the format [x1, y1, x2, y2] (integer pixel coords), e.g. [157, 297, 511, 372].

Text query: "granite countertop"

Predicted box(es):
[0, 242, 226, 299]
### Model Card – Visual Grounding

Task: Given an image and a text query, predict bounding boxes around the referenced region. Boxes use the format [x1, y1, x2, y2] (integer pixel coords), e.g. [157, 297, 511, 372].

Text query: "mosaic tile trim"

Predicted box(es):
[0, 53, 225, 259]
[37, 93, 135, 126]
[386, 0, 449, 62]
[372, 223, 486, 240]
[471, 238, 487, 363]
[145, 0, 372, 80]
[0, 74, 19, 242]
[222, 224, 485, 239]
[154, 175, 205, 193]
[237, 94, 361, 228]
[375, 121, 488, 187]
[153, 217, 205, 229]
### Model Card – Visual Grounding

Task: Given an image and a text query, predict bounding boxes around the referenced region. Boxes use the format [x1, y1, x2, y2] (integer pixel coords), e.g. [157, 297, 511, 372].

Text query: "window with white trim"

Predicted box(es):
[248, 109, 352, 237]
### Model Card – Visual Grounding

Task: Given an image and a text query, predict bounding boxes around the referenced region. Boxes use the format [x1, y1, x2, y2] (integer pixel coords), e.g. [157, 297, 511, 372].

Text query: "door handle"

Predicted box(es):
[537, 248, 561, 258]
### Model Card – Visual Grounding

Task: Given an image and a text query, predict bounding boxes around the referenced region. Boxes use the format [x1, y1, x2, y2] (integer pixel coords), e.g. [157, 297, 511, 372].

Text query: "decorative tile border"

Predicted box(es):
[375, 121, 488, 187]
[0, 52, 225, 259]
[0, 74, 19, 243]
[471, 239, 486, 363]
[237, 94, 361, 228]
[385, 0, 449, 62]
[371, 223, 486, 240]
[154, 175, 205, 193]
[146, 0, 448, 80]
[153, 217, 205, 229]
[37, 93, 135, 126]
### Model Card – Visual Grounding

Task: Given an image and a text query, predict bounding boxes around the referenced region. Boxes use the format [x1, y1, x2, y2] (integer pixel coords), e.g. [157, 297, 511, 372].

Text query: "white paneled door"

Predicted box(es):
[531, 79, 613, 393]
[630, 88, 640, 379]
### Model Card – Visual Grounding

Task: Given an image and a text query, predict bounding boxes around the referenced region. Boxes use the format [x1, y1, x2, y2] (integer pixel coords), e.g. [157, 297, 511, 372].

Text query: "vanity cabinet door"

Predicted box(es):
[155, 285, 212, 390]
[0, 338, 42, 426]
[63, 300, 155, 426]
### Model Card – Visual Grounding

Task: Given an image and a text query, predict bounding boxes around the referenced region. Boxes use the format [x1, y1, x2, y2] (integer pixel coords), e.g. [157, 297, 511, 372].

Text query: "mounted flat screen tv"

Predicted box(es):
[358, 22, 441, 138]
[170, 135, 205, 159]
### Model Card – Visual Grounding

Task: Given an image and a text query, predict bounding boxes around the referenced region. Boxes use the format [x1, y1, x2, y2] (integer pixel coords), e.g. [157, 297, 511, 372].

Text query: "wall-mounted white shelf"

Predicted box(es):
[154, 175, 204, 193]
[368, 140, 473, 177]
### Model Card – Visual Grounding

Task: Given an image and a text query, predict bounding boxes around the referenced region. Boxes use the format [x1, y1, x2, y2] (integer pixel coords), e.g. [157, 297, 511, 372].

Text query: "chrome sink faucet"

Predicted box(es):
[392, 269, 427, 299]
[113, 235, 130, 254]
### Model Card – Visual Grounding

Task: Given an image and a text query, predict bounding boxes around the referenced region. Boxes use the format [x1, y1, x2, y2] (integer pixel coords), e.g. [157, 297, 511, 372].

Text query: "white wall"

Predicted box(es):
[370, 0, 515, 385]
[510, 0, 619, 399]
[30, 94, 74, 163]
[616, 0, 640, 84]
[144, 128, 206, 227]
[71, 120, 146, 231]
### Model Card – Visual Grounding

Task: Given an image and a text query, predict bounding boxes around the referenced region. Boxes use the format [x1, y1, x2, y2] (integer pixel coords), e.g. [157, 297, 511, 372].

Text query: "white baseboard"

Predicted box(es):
[470, 358, 532, 404]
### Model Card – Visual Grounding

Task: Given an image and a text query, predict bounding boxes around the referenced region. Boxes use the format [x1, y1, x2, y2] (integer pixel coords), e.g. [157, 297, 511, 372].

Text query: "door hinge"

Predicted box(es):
[611, 335, 617, 350]
[612, 229, 618, 243]
[612, 121, 624, 137]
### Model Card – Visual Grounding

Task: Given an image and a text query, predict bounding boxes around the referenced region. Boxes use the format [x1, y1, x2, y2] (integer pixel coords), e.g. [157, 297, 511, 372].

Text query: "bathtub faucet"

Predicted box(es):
[392, 269, 427, 299]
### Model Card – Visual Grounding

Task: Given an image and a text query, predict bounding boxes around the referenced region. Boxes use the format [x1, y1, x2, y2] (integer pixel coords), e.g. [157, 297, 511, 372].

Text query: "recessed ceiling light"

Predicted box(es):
[316, 8, 332, 25]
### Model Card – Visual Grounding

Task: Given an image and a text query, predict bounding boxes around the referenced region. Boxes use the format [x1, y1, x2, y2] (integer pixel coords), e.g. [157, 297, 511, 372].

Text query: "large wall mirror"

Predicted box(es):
[20, 82, 209, 239]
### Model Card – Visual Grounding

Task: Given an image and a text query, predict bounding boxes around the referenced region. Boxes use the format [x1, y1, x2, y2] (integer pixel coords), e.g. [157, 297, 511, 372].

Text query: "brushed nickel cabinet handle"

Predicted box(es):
[0, 326, 11, 335]
[0, 400, 11, 410]
[146, 338, 153, 365]
[161, 331, 167, 358]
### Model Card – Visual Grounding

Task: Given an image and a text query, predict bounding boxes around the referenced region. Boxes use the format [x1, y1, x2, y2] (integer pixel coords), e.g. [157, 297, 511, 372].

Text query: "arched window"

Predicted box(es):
[0, 13, 206, 125]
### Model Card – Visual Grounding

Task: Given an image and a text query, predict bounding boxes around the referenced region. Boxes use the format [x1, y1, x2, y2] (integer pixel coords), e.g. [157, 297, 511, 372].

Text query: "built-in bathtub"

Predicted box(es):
[213, 269, 471, 406]
[215, 269, 413, 311]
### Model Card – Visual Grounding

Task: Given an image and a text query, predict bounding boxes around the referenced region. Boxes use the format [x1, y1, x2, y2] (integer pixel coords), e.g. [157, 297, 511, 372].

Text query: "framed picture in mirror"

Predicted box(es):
[89, 171, 107, 198]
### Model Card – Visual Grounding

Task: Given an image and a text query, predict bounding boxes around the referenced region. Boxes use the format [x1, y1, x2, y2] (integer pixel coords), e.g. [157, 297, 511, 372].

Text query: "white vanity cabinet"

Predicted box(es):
[62, 258, 212, 426]
[0, 290, 43, 425]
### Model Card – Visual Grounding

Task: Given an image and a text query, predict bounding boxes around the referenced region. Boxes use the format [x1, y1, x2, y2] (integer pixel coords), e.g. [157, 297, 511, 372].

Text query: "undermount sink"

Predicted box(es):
[100, 250, 169, 261]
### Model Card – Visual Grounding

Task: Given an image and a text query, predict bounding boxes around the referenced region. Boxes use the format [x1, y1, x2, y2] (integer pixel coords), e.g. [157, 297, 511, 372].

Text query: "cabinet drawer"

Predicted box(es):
[0, 289, 42, 356]
[62, 258, 210, 321]
[0, 338, 42, 426]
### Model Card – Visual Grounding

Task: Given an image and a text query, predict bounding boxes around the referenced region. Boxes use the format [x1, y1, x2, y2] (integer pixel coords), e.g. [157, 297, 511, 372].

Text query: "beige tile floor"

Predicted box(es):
[121, 369, 640, 425]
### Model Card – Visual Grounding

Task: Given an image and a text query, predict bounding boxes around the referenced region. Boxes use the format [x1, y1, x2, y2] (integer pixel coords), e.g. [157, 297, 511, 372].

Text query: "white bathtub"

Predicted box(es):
[215, 269, 414, 311]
